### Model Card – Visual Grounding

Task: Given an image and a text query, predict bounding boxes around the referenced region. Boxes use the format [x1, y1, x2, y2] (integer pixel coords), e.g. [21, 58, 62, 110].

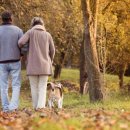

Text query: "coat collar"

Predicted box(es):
[32, 25, 46, 31]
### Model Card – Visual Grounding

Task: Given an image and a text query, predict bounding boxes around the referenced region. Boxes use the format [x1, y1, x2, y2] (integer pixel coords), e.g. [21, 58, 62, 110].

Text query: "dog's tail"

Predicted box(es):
[56, 83, 63, 97]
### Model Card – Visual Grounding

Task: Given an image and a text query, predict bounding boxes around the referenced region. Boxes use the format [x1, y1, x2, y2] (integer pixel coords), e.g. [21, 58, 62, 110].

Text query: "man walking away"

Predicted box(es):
[0, 11, 23, 112]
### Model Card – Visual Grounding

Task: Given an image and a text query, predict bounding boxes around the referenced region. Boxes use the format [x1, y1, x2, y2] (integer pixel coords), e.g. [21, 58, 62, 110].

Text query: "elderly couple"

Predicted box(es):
[0, 11, 55, 112]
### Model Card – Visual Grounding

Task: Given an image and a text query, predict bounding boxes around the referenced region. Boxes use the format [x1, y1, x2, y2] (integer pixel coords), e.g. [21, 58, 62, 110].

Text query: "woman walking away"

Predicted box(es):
[18, 17, 55, 111]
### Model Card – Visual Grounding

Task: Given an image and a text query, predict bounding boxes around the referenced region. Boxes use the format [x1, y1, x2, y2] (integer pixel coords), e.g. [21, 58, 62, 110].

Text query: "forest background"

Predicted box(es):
[0, 0, 130, 130]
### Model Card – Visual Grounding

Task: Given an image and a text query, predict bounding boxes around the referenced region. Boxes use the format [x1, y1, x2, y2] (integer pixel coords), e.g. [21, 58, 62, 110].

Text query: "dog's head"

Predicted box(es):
[47, 82, 63, 99]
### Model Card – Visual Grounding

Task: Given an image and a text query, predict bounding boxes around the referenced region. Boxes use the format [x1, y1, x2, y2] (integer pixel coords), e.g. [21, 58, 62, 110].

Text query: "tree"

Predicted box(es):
[53, 0, 82, 79]
[98, 0, 130, 90]
[80, 38, 88, 94]
[81, 0, 104, 102]
[0, 0, 82, 75]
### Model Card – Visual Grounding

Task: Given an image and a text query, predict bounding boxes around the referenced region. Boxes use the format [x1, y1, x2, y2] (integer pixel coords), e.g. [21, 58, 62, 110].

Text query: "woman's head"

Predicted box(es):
[31, 17, 44, 27]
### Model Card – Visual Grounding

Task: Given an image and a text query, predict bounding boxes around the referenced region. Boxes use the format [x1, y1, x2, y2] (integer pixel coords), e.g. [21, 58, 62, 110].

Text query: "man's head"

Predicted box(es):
[1, 11, 12, 23]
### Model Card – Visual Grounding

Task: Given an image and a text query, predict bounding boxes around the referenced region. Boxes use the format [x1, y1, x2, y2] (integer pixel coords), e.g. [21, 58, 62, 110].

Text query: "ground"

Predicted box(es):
[0, 68, 130, 130]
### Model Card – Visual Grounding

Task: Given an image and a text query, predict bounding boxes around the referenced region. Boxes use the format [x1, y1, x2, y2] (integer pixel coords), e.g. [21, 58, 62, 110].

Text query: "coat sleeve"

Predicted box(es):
[48, 33, 55, 62]
[18, 30, 30, 48]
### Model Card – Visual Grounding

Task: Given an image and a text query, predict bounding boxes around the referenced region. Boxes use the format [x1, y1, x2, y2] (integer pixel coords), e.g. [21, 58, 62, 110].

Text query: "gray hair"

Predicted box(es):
[31, 17, 44, 27]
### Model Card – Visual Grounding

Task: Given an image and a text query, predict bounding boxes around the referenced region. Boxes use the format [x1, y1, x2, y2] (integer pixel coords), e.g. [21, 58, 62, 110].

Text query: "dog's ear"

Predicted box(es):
[47, 82, 55, 90]
[47, 82, 52, 90]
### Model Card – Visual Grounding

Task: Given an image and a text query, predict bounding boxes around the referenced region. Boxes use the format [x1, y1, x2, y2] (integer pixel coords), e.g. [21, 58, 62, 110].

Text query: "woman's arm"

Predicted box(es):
[18, 30, 30, 48]
[49, 33, 55, 62]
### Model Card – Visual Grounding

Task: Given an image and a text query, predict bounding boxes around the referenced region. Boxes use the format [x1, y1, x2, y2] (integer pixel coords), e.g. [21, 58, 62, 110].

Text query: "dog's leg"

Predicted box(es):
[58, 99, 61, 108]
[48, 99, 52, 108]
[60, 97, 63, 108]
[58, 98, 62, 109]
[51, 101, 54, 108]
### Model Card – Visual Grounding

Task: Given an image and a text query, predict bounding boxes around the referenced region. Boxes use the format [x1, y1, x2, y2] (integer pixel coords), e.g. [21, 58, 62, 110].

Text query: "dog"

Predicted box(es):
[47, 82, 63, 109]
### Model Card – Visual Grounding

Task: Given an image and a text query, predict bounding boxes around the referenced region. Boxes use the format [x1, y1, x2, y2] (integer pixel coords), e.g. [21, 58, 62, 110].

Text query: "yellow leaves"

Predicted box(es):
[58, 111, 71, 119]
[98, 0, 130, 68]
[0, 6, 5, 12]
[117, 24, 125, 37]
[68, 126, 76, 130]
[20, 11, 24, 16]
[37, 118, 48, 125]
[119, 123, 128, 129]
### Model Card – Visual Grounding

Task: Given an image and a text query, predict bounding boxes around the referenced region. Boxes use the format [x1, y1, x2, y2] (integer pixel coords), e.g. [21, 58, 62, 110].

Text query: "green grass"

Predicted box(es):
[19, 90, 130, 112]
[29, 91, 130, 130]
[63, 92, 130, 110]
[60, 68, 79, 83]
[19, 68, 130, 130]
[20, 68, 130, 110]
[22, 68, 130, 87]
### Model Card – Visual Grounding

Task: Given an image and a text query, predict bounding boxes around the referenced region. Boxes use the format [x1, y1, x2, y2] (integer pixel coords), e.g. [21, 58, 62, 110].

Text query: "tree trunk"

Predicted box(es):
[54, 52, 65, 79]
[118, 63, 126, 90]
[66, 53, 72, 68]
[81, 0, 104, 102]
[54, 39, 72, 79]
[54, 64, 62, 79]
[80, 35, 88, 94]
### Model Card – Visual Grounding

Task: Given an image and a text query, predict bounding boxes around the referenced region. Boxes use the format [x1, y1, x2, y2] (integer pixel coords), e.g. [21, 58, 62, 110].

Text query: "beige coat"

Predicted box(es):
[18, 25, 55, 76]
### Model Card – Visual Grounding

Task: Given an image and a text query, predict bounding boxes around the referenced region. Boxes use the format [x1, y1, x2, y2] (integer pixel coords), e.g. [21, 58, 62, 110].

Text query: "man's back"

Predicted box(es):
[0, 10, 23, 112]
[0, 24, 23, 62]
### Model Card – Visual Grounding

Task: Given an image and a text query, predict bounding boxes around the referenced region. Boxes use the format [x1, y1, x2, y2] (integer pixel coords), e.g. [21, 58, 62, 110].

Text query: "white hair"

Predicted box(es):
[31, 17, 44, 27]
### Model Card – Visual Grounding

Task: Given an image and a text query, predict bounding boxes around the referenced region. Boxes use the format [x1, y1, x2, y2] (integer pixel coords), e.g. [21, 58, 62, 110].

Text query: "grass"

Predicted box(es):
[64, 92, 130, 110]
[60, 68, 79, 83]
[20, 68, 130, 110]
[19, 68, 130, 130]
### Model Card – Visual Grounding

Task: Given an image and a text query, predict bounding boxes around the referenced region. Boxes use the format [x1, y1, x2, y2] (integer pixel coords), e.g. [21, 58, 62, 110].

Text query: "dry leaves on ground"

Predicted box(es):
[0, 109, 130, 130]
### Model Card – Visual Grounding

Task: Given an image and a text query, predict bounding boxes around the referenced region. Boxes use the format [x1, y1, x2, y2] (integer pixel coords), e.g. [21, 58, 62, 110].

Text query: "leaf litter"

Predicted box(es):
[0, 108, 130, 130]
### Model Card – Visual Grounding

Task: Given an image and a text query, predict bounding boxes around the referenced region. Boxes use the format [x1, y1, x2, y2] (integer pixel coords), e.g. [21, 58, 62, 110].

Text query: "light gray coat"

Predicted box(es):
[18, 25, 55, 76]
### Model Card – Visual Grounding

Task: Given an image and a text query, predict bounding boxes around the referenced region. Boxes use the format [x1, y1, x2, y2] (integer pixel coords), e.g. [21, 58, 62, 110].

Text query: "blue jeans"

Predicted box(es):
[0, 61, 21, 112]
